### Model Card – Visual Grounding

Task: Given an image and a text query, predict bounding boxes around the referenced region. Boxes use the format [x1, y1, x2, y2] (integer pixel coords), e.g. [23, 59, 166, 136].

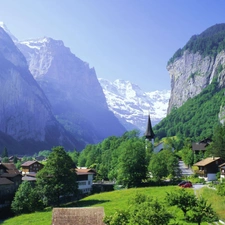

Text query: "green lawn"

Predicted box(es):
[196, 186, 225, 221]
[1, 186, 217, 225]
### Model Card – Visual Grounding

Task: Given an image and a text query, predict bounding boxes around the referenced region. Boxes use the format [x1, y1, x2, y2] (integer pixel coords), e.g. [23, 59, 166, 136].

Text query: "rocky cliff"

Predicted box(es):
[0, 28, 80, 155]
[17, 38, 126, 145]
[167, 23, 225, 114]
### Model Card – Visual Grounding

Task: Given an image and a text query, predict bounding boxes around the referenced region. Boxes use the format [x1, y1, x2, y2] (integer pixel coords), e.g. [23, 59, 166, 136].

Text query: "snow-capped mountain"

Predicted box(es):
[98, 78, 170, 132]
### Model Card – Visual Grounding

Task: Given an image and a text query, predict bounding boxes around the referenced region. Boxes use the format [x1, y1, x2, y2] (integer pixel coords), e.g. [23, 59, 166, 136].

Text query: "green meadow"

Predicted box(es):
[1, 186, 224, 225]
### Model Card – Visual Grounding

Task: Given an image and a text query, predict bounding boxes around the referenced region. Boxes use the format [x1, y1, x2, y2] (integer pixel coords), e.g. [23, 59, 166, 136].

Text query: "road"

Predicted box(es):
[179, 160, 194, 176]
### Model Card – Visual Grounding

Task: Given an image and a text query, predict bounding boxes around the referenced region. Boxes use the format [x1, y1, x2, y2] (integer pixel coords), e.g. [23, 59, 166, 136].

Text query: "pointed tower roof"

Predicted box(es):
[145, 114, 155, 140]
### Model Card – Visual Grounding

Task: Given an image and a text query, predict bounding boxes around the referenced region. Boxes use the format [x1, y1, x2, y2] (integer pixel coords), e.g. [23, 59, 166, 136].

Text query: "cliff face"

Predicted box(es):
[17, 38, 126, 144]
[0, 28, 80, 155]
[167, 23, 225, 114]
[167, 50, 225, 114]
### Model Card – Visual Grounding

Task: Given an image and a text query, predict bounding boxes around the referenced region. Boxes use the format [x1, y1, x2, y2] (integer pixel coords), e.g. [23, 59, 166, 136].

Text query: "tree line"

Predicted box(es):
[168, 23, 225, 65]
[154, 78, 225, 143]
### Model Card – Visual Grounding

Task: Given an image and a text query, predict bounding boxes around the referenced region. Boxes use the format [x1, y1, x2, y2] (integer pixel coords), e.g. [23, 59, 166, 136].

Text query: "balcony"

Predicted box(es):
[195, 170, 207, 177]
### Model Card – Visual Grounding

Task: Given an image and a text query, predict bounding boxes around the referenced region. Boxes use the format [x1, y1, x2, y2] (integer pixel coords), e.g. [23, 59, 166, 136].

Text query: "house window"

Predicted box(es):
[88, 181, 91, 185]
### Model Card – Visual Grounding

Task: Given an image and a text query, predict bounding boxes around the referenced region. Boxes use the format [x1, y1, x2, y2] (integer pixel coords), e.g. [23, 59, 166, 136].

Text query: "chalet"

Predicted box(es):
[194, 157, 223, 181]
[76, 168, 96, 194]
[0, 163, 22, 204]
[21, 160, 44, 175]
[192, 138, 211, 155]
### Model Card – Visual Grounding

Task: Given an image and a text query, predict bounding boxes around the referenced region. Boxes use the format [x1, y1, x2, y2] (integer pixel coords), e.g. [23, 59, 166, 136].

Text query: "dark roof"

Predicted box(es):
[1, 163, 17, 170]
[0, 177, 14, 185]
[144, 114, 155, 140]
[52, 207, 105, 225]
[0, 163, 21, 176]
[1, 173, 21, 178]
[192, 142, 208, 151]
[194, 157, 220, 166]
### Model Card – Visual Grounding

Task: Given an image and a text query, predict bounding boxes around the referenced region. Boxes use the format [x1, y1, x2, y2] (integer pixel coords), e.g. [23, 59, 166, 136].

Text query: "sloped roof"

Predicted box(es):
[1, 163, 17, 170]
[21, 160, 43, 167]
[194, 157, 220, 166]
[52, 207, 105, 225]
[76, 168, 96, 175]
[219, 162, 225, 168]
[22, 176, 36, 181]
[192, 142, 208, 151]
[0, 177, 14, 185]
[1, 163, 20, 176]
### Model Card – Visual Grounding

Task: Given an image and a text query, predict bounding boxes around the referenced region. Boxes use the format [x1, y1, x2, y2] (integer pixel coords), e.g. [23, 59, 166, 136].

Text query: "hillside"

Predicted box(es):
[0, 27, 80, 155]
[154, 78, 225, 141]
[167, 23, 225, 114]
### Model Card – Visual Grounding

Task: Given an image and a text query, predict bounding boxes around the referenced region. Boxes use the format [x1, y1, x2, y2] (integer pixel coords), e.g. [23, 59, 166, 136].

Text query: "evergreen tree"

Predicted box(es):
[1, 147, 8, 158]
[208, 124, 225, 160]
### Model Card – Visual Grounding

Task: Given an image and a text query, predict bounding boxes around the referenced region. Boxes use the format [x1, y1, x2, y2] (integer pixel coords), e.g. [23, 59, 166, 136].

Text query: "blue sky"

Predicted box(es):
[0, 0, 225, 91]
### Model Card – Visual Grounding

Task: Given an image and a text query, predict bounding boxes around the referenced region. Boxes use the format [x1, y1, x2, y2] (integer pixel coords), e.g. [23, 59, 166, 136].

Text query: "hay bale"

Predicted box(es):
[52, 207, 105, 225]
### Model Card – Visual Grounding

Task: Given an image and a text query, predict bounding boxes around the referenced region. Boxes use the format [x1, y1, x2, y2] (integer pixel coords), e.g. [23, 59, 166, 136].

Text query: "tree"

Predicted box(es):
[1, 157, 9, 163]
[186, 197, 218, 225]
[129, 198, 172, 225]
[1, 147, 8, 158]
[36, 146, 78, 206]
[117, 139, 147, 187]
[11, 181, 43, 215]
[104, 192, 172, 225]
[208, 124, 225, 160]
[166, 189, 196, 216]
[149, 149, 180, 181]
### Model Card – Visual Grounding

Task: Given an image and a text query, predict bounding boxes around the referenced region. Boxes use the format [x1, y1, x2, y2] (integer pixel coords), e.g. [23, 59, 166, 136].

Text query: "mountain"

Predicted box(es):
[167, 23, 225, 114]
[154, 23, 225, 140]
[98, 78, 170, 132]
[16, 37, 126, 145]
[0, 27, 80, 155]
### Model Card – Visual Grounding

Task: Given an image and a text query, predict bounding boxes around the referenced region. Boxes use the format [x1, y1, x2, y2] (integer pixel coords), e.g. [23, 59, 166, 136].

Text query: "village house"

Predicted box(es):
[21, 160, 44, 175]
[76, 168, 96, 194]
[192, 138, 211, 155]
[194, 157, 223, 181]
[21, 161, 96, 194]
[0, 163, 22, 204]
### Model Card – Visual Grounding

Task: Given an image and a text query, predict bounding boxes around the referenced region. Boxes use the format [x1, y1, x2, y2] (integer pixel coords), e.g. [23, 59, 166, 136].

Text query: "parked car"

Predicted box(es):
[181, 181, 192, 188]
[178, 180, 188, 186]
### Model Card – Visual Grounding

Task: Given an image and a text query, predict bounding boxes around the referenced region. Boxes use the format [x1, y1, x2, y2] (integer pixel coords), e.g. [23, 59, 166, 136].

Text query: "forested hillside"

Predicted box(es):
[154, 78, 225, 141]
[168, 23, 225, 65]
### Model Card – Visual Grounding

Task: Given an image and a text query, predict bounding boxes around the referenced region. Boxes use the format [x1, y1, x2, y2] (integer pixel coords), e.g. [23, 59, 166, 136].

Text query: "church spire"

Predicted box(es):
[144, 113, 155, 141]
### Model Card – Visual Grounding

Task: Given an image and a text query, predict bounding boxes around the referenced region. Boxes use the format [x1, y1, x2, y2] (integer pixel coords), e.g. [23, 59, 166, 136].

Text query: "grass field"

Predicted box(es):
[196, 186, 225, 221]
[1, 185, 220, 225]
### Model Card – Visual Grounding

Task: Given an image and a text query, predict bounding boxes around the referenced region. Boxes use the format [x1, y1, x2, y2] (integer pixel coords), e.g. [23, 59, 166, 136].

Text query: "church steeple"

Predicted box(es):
[144, 114, 155, 141]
